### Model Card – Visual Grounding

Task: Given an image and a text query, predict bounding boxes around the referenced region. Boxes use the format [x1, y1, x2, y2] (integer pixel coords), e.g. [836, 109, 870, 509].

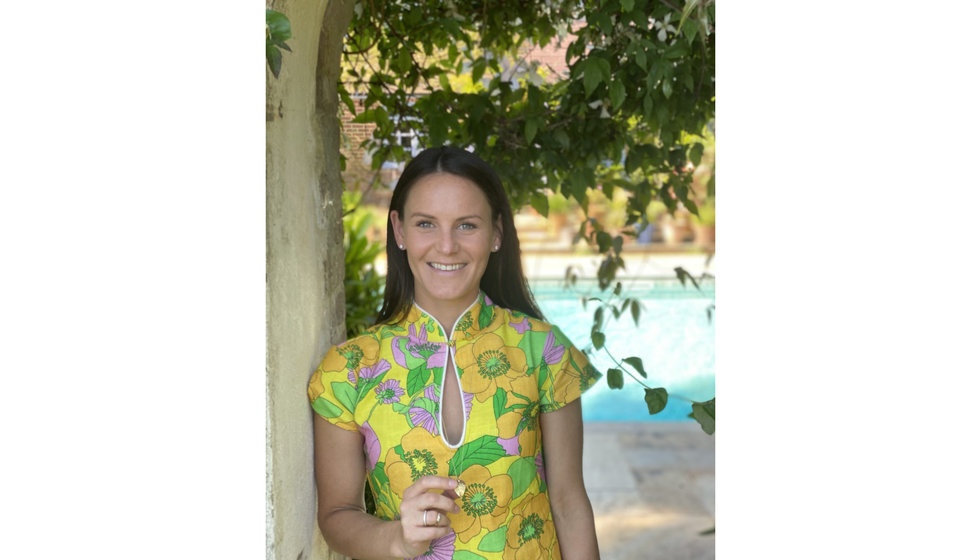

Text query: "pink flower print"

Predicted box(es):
[542, 331, 565, 365]
[358, 421, 381, 472]
[534, 453, 546, 483]
[375, 379, 405, 404]
[393, 324, 447, 369]
[497, 434, 520, 456]
[463, 391, 474, 420]
[509, 316, 531, 335]
[410, 528, 455, 560]
[409, 406, 440, 436]
[424, 384, 439, 402]
[349, 358, 391, 384]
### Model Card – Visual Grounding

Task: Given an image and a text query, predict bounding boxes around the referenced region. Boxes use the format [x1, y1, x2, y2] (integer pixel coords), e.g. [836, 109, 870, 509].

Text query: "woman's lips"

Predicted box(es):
[429, 262, 466, 271]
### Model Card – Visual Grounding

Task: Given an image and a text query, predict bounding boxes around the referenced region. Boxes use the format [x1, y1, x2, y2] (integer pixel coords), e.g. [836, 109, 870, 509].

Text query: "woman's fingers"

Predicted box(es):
[419, 508, 450, 528]
[403, 475, 460, 498]
[394, 475, 463, 557]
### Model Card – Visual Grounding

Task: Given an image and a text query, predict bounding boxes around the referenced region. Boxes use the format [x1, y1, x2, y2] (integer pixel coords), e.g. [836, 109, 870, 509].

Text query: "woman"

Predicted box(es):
[308, 146, 602, 559]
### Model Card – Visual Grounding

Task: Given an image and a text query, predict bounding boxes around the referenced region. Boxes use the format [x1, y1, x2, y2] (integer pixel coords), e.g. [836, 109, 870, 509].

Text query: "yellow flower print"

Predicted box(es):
[321, 335, 380, 374]
[496, 403, 541, 456]
[551, 357, 602, 408]
[456, 333, 528, 402]
[446, 464, 513, 543]
[384, 427, 444, 495]
[503, 493, 556, 560]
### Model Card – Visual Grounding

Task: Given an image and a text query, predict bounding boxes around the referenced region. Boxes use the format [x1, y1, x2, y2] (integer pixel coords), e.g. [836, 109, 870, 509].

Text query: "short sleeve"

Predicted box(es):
[538, 326, 602, 414]
[307, 346, 359, 432]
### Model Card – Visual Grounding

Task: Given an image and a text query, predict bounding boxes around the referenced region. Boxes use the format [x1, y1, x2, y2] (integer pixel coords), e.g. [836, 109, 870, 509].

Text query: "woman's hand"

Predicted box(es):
[393, 476, 461, 558]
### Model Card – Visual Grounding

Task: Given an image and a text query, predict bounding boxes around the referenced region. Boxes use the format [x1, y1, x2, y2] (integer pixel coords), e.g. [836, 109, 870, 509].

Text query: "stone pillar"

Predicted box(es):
[266, 0, 355, 558]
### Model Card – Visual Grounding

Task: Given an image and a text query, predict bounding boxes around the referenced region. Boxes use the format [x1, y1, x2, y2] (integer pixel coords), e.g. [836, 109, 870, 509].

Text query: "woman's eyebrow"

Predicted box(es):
[409, 212, 485, 221]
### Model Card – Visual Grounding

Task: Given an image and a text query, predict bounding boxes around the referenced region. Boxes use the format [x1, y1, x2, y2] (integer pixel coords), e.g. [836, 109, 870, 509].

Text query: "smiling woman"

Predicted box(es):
[389, 172, 501, 328]
[308, 146, 603, 560]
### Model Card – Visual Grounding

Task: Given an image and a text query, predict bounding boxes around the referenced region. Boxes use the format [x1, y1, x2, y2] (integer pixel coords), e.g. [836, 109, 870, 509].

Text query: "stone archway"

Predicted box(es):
[266, 0, 355, 558]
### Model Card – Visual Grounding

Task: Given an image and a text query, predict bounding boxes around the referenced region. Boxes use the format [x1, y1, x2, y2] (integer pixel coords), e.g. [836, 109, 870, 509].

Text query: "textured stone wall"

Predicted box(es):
[266, 1, 354, 559]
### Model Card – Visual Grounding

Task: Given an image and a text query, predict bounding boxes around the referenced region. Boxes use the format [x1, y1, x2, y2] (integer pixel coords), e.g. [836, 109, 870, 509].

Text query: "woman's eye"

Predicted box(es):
[459, 223, 476, 230]
[415, 221, 433, 228]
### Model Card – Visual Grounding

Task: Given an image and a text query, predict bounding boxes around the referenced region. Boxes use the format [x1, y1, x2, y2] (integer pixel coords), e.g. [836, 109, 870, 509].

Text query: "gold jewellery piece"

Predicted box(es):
[454, 479, 467, 498]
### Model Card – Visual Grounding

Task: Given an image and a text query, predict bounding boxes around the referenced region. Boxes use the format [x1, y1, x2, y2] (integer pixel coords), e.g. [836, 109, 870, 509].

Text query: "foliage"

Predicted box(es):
[337, 0, 715, 433]
[342, 191, 386, 339]
[266, 8, 292, 78]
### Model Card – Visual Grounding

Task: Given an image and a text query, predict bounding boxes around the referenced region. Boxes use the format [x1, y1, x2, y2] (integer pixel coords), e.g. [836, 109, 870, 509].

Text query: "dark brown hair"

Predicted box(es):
[376, 146, 544, 325]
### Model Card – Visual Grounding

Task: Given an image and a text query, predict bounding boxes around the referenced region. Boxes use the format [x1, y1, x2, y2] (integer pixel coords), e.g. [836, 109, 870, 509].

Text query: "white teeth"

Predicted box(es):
[430, 263, 465, 271]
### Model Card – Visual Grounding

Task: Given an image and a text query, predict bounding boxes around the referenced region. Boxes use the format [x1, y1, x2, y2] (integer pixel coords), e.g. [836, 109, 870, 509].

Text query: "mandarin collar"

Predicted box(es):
[410, 291, 495, 342]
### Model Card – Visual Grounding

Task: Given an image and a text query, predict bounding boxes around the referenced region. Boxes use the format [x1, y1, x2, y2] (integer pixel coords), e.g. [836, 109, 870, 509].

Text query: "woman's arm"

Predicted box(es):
[539, 399, 601, 559]
[313, 414, 460, 559]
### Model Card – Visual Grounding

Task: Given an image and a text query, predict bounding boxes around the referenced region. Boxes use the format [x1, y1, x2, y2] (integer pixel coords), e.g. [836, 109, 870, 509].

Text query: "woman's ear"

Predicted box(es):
[390, 210, 405, 248]
[493, 216, 503, 251]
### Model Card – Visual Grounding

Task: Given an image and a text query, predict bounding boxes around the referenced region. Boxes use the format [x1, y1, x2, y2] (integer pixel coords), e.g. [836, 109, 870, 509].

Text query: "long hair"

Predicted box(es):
[376, 146, 544, 325]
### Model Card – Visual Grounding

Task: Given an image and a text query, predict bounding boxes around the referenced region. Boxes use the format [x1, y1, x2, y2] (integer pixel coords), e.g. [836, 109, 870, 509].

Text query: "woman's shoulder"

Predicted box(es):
[316, 327, 387, 373]
[491, 304, 569, 338]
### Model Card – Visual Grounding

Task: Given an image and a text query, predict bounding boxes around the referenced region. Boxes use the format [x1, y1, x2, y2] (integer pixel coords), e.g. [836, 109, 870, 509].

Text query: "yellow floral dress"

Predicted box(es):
[308, 292, 601, 560]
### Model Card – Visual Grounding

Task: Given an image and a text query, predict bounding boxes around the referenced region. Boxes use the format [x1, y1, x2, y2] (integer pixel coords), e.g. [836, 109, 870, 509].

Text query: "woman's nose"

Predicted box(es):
[438, 230, 457, 253]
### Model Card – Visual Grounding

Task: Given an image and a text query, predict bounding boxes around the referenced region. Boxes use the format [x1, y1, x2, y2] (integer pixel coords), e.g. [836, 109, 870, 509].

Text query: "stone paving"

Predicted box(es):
[583, 422, 715, 560]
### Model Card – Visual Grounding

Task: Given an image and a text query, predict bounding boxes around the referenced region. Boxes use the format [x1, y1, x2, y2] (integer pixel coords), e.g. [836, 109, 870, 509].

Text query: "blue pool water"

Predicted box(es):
[531, 278, 715, 422]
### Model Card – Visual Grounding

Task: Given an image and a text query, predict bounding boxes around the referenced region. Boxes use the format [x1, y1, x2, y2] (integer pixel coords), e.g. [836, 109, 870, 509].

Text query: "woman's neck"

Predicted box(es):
[413, 294, 480, 334]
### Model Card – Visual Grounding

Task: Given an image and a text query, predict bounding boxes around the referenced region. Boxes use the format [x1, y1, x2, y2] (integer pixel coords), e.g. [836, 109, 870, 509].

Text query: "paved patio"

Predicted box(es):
[583, 421, 715, 560]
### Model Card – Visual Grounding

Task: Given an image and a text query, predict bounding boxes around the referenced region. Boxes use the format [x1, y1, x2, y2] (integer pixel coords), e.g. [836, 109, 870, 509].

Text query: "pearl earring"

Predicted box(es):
[399, 244, 405, 250]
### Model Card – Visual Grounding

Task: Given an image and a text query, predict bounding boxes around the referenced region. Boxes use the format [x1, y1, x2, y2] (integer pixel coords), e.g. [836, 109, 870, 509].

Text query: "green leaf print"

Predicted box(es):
[413, 396, 438, 415]
[477, 525, 508, 552]
[312, 397, 343, 419]
[395, 337, 429, 370]
[478, 302, 495, 329]
[370, 462, 392, 509]
[371, 461, 389, 487]
[452, 551, 487, 560]
[507, 456, 537, 499]
[492, 387, 507, 418]
[392, 402, 410, 414]
[378, 325, 406, 339]
[406, 364, 430, 396]
[331, 381, 357, 413]
[356, 372, 386, 403]
[448, 435, 506, 476]
[537, 361, 549, 389]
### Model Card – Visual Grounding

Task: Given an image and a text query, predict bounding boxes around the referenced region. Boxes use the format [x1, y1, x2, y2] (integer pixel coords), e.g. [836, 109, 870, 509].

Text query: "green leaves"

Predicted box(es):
[606, 368, 623, 389]
[266, 9, 292, 79]
[471, 56, 488, 83]
[335, 0, 716, 435]
[591, 331, 606, 350]
[609, 79, 626, 111]
[581, 56, 612, 98]
[623, 356, 647, 378]
[643, 387, 668, 414]
[690, 398, 715, 435]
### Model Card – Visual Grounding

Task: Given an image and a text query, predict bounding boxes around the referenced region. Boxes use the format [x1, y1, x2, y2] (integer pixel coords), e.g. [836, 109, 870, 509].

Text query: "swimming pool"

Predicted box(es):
[530, 278, 715, 422]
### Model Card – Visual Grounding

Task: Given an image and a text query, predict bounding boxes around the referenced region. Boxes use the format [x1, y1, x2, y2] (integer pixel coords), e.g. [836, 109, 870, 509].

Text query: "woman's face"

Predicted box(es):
[391, 172, 501, 323]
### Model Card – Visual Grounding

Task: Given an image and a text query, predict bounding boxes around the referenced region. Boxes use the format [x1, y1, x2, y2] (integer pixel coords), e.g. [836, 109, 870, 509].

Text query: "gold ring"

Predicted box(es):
[436, 512, 441, 524]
